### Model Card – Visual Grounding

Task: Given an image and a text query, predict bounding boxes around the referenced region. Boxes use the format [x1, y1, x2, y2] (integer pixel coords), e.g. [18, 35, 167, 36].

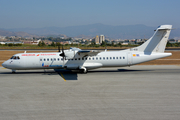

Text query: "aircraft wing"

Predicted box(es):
[77, 50, 100, 57]
[67, 47, 101, 58]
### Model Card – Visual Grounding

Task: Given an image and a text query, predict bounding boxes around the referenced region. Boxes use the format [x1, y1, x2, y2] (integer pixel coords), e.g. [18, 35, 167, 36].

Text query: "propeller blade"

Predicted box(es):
[60, 52, 65, 57]
[59, 45, 64, 56]
[59, 45, 66, 67]
[58, 45, 60, 52]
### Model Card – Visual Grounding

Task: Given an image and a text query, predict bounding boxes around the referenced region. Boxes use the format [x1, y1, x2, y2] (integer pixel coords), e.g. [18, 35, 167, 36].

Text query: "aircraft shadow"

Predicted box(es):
[54, 69, 78, 80]
[0, 70, 78, 81]
[0, 69, 152, 81]
[88, 69, 151, 73]
[0, 71, 55, 74]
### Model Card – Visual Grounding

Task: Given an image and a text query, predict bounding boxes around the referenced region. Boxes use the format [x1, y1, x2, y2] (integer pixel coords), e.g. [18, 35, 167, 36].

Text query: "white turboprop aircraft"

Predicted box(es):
[2, 25, 172, 73]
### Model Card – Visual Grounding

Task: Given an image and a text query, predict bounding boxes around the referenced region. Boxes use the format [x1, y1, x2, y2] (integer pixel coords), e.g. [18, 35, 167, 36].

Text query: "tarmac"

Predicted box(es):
[0, 65, 180, 120]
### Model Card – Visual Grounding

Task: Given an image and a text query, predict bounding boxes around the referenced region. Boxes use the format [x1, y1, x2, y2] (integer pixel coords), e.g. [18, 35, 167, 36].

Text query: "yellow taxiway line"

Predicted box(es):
[60, 72, 66, 81]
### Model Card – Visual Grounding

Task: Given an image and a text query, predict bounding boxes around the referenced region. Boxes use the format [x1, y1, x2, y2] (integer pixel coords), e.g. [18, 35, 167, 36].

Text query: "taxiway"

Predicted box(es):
[0, 65, 180, 120]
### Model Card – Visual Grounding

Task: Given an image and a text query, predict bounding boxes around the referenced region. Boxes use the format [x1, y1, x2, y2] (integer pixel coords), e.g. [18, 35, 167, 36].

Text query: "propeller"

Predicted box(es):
[60, 45, 65, 57]
[58, 45, 61, 52]
[59, 45, 66, 67]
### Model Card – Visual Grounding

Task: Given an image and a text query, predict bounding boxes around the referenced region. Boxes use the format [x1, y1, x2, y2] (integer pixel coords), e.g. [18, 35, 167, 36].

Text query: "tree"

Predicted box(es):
[48, 37, 53, 41]
[111, 42, 114, 46]
[38, 41, 42, 46]
[41, 41, 46, 46]
[166, 41, 172, 47]
[51, 42, 56, 47]
[118, 42, 121, 46]
[38, 41, 46, 47]
[56, 42, 61, 46]
[8, 43, 13, 46]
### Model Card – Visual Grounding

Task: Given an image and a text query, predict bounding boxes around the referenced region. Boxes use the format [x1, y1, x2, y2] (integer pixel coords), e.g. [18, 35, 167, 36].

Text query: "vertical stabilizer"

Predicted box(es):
[131, 25, 172, 53]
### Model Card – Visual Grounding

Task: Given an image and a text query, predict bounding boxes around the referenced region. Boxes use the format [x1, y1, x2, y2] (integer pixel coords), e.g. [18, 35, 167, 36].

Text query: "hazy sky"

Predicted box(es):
[0, 0, 180, 28]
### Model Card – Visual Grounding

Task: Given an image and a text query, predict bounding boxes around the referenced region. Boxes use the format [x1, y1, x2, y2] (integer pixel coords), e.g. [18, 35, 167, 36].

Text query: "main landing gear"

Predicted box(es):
[80, 67, 88, 74]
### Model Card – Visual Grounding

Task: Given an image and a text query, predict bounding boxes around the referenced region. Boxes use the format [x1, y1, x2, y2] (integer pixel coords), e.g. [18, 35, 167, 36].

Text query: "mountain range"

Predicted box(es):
[0, 23, 179, 39]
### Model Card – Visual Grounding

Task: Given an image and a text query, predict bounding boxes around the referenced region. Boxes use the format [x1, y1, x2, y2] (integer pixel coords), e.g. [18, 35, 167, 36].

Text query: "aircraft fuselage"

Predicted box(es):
[2, 51, 171, 70]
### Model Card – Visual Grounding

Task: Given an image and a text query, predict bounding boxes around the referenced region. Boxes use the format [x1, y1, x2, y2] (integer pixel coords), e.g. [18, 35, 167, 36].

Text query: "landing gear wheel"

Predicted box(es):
[83, 69, 88, 74]
[80, 68, 88, 74]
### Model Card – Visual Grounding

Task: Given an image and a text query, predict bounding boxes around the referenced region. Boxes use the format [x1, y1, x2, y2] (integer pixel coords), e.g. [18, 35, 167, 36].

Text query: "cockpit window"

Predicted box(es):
[10, 56, 20, 60]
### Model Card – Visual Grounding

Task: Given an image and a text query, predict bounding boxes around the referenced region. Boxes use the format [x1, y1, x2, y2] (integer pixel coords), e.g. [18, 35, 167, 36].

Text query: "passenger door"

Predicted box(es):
[127, 52, 132, 65]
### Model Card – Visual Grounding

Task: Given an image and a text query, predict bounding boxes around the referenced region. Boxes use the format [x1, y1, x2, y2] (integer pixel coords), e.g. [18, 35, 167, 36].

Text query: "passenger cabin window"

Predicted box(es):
[47, 58, 49, 61]
[57, 58, 59, 61]
[96, 57, 98, 60]
[107, 57, 108, 60]
[123, 57, 125, 59]
[44, 58, 46, 61]
[40, 59, 42, 61]
[54, 58, 56, 61]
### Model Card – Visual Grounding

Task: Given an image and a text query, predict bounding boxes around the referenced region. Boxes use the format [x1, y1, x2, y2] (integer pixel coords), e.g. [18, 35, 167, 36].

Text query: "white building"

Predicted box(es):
[0, 42, 5, 44]
[31, 39, 41, 45]
[99, 35, 105, 44]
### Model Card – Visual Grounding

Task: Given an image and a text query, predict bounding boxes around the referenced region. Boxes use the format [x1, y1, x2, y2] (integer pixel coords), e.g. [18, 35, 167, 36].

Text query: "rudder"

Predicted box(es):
[133, 25, 172, 53]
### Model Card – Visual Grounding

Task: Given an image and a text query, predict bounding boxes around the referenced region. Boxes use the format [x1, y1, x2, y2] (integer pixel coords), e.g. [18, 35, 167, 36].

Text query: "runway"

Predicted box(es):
[0, 65, 180, 120]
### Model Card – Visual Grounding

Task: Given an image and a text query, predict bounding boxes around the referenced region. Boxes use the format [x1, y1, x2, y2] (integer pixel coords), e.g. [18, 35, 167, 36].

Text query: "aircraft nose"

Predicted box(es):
[2, 61, 7, 68]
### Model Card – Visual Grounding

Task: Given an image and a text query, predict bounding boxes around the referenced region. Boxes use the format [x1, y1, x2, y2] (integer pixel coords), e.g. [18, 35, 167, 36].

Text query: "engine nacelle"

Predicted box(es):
[64, 51, 75, 59]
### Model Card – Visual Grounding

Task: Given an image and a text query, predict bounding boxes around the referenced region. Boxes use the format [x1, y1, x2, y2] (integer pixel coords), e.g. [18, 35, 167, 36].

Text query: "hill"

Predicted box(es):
[2, 24, 180, 39]
[0, 29, 38, 38]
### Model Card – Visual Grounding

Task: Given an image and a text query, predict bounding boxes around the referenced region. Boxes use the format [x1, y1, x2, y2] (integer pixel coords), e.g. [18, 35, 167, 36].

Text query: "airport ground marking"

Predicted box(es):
[60, 72, 66, 81]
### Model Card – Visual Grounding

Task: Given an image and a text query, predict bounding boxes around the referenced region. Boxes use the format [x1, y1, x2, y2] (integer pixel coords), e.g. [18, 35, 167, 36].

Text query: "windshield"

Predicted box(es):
[10, 56, 20, 60]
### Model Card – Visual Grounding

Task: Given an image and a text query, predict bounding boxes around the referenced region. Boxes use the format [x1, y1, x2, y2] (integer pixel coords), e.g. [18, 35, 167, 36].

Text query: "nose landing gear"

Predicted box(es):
[12, 70, 16, 73]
